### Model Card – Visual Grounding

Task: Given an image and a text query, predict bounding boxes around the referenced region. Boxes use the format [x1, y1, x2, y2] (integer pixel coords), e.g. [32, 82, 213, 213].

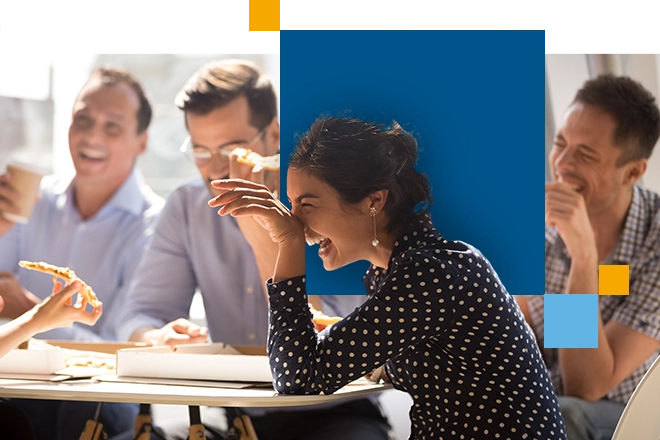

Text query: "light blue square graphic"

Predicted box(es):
[544, 294, 598, 348]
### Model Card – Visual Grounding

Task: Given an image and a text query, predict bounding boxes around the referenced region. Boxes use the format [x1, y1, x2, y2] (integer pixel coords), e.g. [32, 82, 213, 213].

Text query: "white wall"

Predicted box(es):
[627, 55, 660, 192]
[51, 55, 95, 176]
[546, 55, 591, 129]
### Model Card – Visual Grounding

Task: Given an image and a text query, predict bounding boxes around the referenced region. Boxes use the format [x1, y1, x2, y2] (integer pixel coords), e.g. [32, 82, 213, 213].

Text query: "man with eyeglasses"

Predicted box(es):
[0, 66, 163, 439]
[118, 59, 393, 440]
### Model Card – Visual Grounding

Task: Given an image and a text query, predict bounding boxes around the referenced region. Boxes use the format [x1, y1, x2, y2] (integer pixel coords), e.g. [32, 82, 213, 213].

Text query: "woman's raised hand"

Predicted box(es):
[32, 280, 103, 332]
[208, 179, 305, 246]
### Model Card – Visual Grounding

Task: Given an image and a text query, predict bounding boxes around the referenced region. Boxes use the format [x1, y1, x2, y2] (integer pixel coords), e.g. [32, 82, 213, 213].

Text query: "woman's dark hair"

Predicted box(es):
[290, 117, 432, 233]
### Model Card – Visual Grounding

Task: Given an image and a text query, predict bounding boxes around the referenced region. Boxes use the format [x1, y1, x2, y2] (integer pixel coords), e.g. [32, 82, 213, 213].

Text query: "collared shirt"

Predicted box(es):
[0, 168, 164, 341]
[118, 176, 365, 346]
[528, 184, 660, 404]
[117, 176, 368, 417]
[268, 213, 567, 440]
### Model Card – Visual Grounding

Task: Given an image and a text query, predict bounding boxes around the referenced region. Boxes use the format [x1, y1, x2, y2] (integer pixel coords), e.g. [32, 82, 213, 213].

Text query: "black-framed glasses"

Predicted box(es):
[180, 129, 266, 166]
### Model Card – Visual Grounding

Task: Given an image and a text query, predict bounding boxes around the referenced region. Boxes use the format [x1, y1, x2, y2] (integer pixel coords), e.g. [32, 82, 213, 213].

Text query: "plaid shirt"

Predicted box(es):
[528, 185, 660, 404]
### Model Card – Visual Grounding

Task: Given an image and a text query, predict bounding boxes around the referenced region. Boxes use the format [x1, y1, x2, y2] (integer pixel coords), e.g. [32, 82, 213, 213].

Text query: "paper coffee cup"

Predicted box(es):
[1, 160, 47, 224]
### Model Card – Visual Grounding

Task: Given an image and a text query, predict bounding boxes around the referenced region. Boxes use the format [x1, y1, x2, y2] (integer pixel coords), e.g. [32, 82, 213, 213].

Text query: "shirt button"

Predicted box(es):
[246, 286, 254, 294]
[248, 333, 256, 341]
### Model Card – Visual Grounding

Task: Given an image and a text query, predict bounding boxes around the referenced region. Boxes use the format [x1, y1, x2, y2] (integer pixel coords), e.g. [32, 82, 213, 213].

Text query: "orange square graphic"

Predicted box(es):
[598, 265, 629, 296]
[249, 0, 280, 31]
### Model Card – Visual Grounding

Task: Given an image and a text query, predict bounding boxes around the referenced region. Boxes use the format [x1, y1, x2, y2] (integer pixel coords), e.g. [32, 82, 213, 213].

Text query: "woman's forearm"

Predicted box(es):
[0, 309, 40, 358]
[273, 237, 306, 283]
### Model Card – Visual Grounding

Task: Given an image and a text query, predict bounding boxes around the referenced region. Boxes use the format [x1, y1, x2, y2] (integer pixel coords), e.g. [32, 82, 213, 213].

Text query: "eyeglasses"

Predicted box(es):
[180, 129, 266, 166]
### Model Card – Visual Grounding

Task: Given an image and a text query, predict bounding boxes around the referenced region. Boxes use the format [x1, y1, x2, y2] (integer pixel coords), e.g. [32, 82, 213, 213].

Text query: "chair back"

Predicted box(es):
[612, 354, 660, 440]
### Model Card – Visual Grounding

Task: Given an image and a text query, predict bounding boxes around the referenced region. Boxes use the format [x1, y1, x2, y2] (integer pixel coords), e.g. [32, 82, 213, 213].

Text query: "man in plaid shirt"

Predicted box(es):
[517, 75, 660, 440]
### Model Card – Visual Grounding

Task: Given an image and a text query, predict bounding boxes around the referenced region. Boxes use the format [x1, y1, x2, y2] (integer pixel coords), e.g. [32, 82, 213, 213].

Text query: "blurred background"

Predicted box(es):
[545, 54, 660, 192]
[0, 54, 280, 199]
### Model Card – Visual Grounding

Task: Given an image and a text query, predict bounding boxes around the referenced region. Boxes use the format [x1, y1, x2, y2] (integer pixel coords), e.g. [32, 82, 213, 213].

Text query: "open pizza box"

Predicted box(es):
[0, 339, 148, 381]
[115, 342, 272, 385]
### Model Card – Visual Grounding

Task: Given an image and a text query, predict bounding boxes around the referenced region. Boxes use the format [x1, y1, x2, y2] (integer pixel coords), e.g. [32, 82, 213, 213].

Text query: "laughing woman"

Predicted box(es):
[210, 117, 567, 440]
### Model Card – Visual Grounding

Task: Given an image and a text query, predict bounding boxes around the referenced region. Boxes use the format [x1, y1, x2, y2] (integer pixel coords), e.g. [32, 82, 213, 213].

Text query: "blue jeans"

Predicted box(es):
[559, 396, 625, 440]
[8, 399, 139, 440]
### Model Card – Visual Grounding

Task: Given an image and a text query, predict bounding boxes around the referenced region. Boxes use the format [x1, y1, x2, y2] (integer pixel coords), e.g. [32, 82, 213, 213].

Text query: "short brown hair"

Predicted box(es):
[84, 66, 152, 134]
[574, 75, 660, 165]
[175, 59, 277, 131]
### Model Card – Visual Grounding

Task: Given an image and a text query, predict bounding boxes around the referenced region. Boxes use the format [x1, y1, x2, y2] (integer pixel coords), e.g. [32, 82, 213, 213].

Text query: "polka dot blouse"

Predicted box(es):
[267, 214, 567, 440]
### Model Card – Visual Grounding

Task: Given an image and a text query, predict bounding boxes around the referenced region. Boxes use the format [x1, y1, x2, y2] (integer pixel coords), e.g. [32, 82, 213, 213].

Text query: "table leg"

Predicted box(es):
[232, 414, 260, 440]
[79, 402, 105, 440]
[188, 405, 207, 440]
[133, 403, 165, 440]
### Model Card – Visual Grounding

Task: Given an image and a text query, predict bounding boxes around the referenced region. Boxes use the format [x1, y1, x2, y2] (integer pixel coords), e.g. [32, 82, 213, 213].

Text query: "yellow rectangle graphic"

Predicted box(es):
[598, 265, 629, 295]
[249, 0, 279, 31]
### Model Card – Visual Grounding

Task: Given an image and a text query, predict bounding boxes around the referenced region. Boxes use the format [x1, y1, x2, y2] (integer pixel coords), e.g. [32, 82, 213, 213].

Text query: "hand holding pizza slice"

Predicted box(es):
[18, 261, 101, 308]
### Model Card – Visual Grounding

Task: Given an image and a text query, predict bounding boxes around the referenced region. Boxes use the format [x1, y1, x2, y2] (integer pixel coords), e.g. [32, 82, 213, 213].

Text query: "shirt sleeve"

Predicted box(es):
[0, 223, 21, 273]
[267, 254, 455, 395]
[319, 294, 365, 317]
[37, 210, 160, 342]
[610, 254, 660, 341]
[117, 191, 197, 342]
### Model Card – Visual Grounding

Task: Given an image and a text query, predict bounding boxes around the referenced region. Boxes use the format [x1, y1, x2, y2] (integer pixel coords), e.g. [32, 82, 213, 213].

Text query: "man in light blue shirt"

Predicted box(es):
[118, 59, 392, 440]
[0, 66, 164, 439]
[0, 170, 162, 341]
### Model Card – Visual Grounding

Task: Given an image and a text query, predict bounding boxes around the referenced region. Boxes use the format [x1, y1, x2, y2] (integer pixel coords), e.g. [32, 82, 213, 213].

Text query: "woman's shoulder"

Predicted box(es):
[396, 239, 484, 272]
[394, 235, 503, 287]
[392, 213, 501, 279]
[393, 216, 483, 265]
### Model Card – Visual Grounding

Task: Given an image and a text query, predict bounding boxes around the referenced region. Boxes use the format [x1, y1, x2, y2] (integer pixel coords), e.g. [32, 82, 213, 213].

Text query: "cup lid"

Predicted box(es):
[7, 159, 49, 176]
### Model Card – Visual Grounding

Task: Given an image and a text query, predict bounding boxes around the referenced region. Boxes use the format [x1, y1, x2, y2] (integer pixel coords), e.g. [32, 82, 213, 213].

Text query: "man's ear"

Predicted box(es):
[265, 117, 280, 155]
[137, 132, 148, 156]
[623, 158, 647, 186]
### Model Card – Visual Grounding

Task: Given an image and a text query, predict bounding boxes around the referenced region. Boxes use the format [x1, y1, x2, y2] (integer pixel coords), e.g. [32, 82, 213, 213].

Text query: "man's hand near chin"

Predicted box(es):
[546, 182, 598, 294]
[546, 182, 599, 265]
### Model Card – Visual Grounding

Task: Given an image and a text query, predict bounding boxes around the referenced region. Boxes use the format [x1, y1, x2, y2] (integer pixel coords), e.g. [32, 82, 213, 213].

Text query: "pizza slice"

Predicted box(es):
[311, 309, 342, 331]
[18, 260, 101, 307]
[232, 147, 280, 171]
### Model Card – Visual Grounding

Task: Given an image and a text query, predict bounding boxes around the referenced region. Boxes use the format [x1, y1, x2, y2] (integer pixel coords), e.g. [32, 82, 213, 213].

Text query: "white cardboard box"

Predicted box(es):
[116, 343, 272, 383]
[0, 339, 147, 378]
[0, 346, 65, 374]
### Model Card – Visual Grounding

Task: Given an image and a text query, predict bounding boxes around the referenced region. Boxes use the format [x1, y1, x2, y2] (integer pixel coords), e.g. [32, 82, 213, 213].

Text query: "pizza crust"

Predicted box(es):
[232, 148, 280, 171]
[311, 310, 342, 331]
[18, 260, 101, 307]
[65, 355, 115, 369]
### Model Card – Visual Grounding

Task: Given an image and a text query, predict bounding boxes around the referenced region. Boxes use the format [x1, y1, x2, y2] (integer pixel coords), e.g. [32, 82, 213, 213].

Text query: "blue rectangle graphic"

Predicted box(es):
[281, 30, 545, 295]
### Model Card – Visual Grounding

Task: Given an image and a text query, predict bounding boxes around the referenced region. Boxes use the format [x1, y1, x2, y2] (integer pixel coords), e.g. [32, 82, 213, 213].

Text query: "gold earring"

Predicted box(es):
[370, 206, 379, 247]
